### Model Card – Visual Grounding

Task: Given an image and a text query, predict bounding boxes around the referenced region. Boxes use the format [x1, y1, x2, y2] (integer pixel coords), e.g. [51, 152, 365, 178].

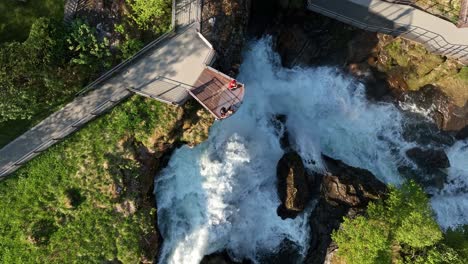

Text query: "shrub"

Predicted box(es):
[332, 181, 458, 264]
[66, 20, 112, 70]
[127, 0, 172, 33]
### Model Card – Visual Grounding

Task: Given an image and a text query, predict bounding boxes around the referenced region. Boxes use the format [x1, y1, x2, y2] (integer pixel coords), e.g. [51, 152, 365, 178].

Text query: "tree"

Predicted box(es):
[127, 0, 172, 33]
[332, 181, 458, 264]
[0, 18, 68, 122]
[66, 20, 112, 71]
[332, 217, 392, 264]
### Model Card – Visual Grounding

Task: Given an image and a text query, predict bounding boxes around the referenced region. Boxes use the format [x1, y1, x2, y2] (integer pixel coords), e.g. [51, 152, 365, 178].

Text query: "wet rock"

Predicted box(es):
[406, 147, 450, 169]
[401, 118, 455, 148]
[275, 9, 357, 67]
[305, 155, 387, 264]
[200, 251, 243, 264]
[271, 114, 291, 150]
[456, 125, 468, 140]
[276, 152, 311, 219]
[399, 84, 468, 132]
[259, 239, 303, 264]
[347, 31, 378, 63]
[201, 0, 251, 75]
[276, 23, 320, 67]
[397, 165, 447, 190]
[278, 0, 304, 9]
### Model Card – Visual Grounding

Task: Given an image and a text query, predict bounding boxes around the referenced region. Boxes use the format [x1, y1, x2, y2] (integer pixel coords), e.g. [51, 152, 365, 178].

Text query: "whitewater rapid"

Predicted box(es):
[154, 38, 468, 264]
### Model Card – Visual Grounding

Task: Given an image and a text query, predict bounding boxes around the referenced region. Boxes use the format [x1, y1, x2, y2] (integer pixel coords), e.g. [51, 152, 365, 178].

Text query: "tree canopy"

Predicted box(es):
[332, 181, 465, 264]
[127, 0, 172, 33]
[0, 18, 71, 122]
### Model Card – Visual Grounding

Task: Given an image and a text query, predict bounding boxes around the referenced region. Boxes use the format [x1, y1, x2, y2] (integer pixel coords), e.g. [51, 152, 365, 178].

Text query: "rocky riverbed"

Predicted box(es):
[154, 0, 468, 263]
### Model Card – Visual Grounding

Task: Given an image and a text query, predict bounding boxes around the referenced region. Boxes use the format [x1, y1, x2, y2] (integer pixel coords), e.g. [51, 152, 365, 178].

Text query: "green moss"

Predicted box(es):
[455, 67, 468, 82]
[0, 96, 180, 263]
[384, 39, 410, 67]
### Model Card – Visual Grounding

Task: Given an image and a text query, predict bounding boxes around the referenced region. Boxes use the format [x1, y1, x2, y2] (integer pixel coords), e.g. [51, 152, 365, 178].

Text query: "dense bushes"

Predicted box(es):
[128, 0, 172, 33]
[332, 181, 466, 263]
[0, 18, 79, 123]
[0, 0, 172, 146]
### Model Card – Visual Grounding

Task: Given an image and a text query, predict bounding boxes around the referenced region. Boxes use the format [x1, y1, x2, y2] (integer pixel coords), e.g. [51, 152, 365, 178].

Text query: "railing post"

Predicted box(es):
[172, 0, 177, 31]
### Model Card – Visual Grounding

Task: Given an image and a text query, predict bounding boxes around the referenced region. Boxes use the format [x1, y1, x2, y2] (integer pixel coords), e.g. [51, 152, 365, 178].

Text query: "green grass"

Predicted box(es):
[0, 0, 65, 43]
[0, 96, 181, 263]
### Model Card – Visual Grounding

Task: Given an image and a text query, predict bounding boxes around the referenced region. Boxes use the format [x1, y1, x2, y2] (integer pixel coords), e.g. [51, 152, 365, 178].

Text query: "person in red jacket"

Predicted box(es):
[228, 79, 237, 90]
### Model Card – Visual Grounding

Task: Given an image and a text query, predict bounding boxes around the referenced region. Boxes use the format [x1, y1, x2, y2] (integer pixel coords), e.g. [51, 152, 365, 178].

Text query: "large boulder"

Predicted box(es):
[399, 85, 468, 132]
[406, 147, 450, 169]
[200, 251, 246, 264]
[276, 152, 311, 219]
[456, 125, 468, 140]
[305, 155, 387, 264]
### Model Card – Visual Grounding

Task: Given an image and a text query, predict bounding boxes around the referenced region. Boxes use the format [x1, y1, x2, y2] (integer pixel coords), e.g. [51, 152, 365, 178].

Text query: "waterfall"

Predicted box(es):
[155, 37, 468, 264]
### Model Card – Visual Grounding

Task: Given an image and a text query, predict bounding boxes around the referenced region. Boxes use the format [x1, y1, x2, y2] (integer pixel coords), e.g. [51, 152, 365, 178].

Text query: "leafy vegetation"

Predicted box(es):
[0, 96, 181, 263]
[332, 181, 466, 264]
[0, 0, 173, 148]
[67, 20, 113, 71]
[0, 18, 82, 123]
[0, 0, 65, 43]
[127, 0, 172, 33]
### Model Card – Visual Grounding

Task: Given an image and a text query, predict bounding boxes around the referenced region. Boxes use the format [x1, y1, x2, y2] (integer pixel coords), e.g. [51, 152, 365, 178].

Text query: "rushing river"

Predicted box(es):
[154, 38, 468, 264]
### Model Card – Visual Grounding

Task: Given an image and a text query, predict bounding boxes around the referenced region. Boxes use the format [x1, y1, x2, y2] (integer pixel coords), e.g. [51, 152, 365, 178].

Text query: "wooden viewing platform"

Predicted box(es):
[190, 67, 245, 119]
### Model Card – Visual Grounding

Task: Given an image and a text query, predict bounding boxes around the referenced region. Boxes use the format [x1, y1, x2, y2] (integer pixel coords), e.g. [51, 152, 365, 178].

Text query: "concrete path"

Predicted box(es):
[0, 0, 212, 178]
[308, 0, 468, 64]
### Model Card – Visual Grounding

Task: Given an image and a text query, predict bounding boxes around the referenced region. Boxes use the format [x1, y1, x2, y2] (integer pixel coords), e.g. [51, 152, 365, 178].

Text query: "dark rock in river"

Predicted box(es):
[399, 85, 468, 132]
[406, 147, 450, 169]
[201, 251, 247, 264]
[397, 165, 447, 190]
[305, 155, 387, 264]
[276, 152, 311, 219]
[401, 117, 455, 148]
[259, 239, 303, 264]
[274, 9, 358, 67]
[456, 125, 468, 140]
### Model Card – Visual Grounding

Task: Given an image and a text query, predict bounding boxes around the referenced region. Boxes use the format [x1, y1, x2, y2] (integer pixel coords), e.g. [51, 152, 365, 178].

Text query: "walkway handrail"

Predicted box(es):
[0, 92, 131, 179]
[383, 0, 461, 24]
[308, 1, 468, 63]
[76, 29, 175, 96]
[76, 0, 178, 97]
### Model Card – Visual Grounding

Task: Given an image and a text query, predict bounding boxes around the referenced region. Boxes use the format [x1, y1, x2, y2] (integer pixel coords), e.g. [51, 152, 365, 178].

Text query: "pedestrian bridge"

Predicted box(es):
[308, 0, 468, 64]
[0, 0, 244, 178]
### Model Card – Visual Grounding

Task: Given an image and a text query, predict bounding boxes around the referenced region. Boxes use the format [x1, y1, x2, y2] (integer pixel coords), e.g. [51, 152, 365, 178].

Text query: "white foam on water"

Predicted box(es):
[155, 38, 468, 263]
[431, 140, 468, 229]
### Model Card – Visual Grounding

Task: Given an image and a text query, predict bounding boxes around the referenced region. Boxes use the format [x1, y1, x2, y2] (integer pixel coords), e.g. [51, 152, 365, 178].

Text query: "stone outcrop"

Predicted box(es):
[347, 32, 468, 132]
[274, 9, 357, 67]
[200, 251, 244, 264]
[201, 0, 251, 75]
[305, 155, 387, 264]
[406, 147, 450, 169]
[276, 151, 311, 219]
[456, 125, 468, 140]
[396, 147, 450, 189]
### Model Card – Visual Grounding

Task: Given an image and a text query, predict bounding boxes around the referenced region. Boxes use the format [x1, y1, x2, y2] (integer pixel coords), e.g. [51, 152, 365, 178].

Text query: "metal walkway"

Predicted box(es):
[0, 0, 214, 178]
[308, 0, 468, 64]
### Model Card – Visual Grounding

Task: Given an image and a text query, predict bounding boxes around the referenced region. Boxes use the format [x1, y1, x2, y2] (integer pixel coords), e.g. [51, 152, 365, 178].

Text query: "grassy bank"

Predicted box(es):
[0, 96, 213, 263]
[0, 0, 65, 43]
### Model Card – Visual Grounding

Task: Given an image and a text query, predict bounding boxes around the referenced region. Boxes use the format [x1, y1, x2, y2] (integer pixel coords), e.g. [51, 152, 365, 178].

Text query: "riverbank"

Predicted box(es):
[0, 96, 213, 262]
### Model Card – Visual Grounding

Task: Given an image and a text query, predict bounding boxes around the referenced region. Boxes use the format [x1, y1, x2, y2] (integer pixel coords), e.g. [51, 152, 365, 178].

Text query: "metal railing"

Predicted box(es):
[76, 29, 176, 96]
[383, 0, 462, 24]
[0, 92, 131, 179]
[308, 2, 468, 64]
